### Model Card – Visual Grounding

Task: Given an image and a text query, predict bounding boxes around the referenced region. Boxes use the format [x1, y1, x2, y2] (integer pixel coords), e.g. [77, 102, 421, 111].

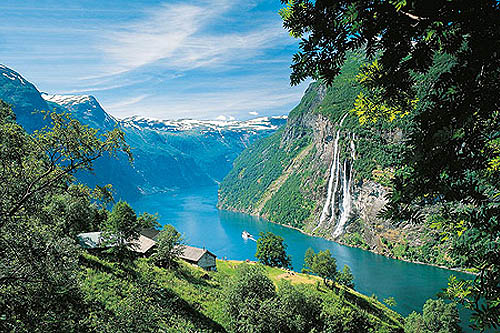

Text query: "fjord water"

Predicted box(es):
[131, 186, 472, 324]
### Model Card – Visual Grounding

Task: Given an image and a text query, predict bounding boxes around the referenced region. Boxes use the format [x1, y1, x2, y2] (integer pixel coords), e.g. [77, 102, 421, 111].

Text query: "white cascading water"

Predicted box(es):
[328, 136, 342, 224]
[331, 136, 355, 238]
[315, 151, 337, 228]
[312, 113, 349, 233]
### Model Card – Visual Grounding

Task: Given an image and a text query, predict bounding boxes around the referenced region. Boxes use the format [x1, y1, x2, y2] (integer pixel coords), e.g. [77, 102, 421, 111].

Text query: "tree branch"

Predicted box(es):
[399, 10, 428, 22]
[7, 151, 104, 217]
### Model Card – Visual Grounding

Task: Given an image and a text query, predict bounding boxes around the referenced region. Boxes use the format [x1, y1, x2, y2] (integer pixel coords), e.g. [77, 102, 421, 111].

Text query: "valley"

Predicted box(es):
[1, 1, 498, 332]
[0, 59, 473, 278]
[130, 185, 473, 321]
[0, 53, 489, 333]
[0, 64, 286, 200]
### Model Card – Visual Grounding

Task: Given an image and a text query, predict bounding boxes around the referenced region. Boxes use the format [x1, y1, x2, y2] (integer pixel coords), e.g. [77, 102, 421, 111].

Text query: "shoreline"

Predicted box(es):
[335, 240, 477, 276]
[219, 206, 476, 276]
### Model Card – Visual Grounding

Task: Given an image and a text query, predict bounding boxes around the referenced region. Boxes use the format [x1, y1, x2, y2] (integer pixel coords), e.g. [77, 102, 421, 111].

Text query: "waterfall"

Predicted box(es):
[332, 136, 355, 238]
[312, 114, 356, 238]
[312, 113, 349, 233]
[328, 137, 342, 225]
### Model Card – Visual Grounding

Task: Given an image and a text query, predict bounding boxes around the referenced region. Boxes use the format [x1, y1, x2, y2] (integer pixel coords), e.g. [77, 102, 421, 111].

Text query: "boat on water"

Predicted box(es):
[241, 231, 252, 239]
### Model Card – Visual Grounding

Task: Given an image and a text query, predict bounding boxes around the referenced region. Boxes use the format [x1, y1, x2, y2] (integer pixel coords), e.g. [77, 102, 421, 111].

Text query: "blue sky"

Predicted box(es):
[0, 0, 308, 120]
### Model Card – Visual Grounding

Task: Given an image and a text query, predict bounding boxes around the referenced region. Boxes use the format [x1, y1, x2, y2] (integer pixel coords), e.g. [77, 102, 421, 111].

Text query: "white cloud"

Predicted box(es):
[0, 0, 306, 121]
[58, 79, 146, 94]
[106, 84, 307, 120]
[98, 0, 291, 74]
[101, 3, 205, 72]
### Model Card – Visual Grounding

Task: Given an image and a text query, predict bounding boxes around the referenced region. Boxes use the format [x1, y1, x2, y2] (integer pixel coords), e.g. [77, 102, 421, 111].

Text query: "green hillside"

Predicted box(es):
[81, 254, 404, 332]
[218, 53, 404, 228]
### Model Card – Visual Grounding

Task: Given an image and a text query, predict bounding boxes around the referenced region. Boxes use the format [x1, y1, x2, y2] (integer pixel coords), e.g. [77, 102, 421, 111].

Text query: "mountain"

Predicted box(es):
[217, 53, 455, 268]
[0, 64, 53, 131]
[42, 94, 118, 131]
[118, 115, 286, 186]
[0, 64, 286, 200]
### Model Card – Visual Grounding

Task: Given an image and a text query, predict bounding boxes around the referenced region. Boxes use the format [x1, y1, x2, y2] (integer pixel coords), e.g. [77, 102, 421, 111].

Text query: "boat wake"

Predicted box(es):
[242, 230, 256, 242]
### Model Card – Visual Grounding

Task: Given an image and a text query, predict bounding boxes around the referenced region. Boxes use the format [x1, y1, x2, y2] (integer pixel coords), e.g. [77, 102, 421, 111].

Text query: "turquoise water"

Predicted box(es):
[131, 186, 474, 328]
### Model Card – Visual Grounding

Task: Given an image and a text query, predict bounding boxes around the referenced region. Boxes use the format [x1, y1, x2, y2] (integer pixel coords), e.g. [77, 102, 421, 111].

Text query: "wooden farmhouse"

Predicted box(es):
[178, 245, 217, 271]
[77, 228, 159, 256]
[77, 228, 217, 270]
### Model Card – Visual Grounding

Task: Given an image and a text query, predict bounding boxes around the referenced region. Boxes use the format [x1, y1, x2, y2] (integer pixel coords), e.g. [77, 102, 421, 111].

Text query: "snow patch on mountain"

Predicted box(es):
[1, 69, 26, 85]
[41, 93, 93, 106]
[41, 93, 118, 129]
[39, 91, 287, 135]
[120, 115, 287, 133]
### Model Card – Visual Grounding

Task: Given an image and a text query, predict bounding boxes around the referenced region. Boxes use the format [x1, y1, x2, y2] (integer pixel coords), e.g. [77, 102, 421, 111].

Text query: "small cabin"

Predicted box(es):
[178, 245, 217, 271]
[77, 228, 159, 256]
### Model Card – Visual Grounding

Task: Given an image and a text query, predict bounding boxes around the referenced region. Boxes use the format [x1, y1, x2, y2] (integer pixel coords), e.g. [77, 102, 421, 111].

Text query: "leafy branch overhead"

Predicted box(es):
[280, 0, 500, 330]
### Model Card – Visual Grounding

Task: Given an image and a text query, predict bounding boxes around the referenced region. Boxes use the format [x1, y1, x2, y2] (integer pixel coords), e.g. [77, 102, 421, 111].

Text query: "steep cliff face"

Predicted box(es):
[218, 54, 427, 256]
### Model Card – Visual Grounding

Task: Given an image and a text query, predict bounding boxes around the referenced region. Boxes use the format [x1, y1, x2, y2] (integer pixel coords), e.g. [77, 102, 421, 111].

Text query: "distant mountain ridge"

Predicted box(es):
[0, 64, 286, 200]
[41, 93, 286, 134]
[42, 93, 118, 131]
[120, 115, 287, 133]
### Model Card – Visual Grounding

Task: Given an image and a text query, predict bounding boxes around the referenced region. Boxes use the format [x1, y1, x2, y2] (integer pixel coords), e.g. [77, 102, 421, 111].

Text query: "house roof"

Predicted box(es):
[178, 245, 216, 262]
[128, 235, 156, 253]
[77, 231, 156, 253]
[140, 228, 160, 241]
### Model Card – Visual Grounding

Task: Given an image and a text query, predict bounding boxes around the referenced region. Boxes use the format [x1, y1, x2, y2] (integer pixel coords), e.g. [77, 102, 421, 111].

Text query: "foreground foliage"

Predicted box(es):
[404, 299, 461, 333]
[303, 248, 355, 290]
[281, 1, 500, 329]
[0, 101, 129, 331]
[255, 231, 292, 269]
[80, 256, 406, 333]
[153, 224, 185, 269]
